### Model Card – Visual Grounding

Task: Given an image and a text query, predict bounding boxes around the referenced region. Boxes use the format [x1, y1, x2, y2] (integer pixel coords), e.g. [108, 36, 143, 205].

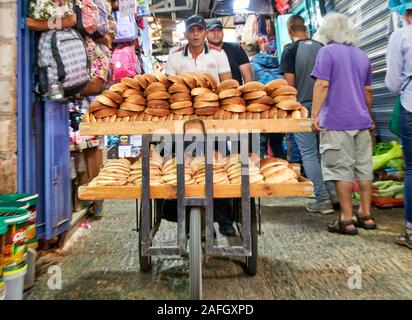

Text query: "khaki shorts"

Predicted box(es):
[319, 129, 373, 182]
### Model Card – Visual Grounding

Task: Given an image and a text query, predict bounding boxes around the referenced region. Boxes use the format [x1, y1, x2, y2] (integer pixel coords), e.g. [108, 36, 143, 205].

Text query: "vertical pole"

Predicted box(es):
[141, 135, 151, 255]
[240, 132, 251, 255]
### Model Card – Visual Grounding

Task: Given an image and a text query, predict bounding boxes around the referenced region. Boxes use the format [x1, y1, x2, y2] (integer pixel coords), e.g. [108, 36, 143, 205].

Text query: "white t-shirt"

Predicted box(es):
[165, 43, 231, 84]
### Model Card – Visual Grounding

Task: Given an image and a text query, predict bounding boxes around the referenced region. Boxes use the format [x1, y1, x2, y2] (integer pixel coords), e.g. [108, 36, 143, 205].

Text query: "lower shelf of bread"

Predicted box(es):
[78, 177, 313, 200]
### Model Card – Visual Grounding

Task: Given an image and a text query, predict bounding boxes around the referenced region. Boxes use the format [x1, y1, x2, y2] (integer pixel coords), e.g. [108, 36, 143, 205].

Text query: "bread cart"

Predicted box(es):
[78, 118, 314, 300]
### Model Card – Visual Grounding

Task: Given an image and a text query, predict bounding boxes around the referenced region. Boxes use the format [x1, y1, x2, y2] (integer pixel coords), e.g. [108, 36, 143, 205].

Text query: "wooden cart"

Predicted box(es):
[78, 119, 314, 300]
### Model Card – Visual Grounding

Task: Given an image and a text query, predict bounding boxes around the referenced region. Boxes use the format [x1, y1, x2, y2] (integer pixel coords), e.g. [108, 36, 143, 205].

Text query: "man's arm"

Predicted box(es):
[219, 72, 232, 82]
[385, 31, 403, 93]
[312, 79, 329, 132]
[364, 85, 375, 130]
[284, 73, 296, 88]
[239, 63, 253, 83]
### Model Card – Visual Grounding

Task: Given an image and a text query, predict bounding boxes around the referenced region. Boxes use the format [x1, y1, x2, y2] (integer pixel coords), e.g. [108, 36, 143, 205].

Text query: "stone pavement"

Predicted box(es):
[25, 198, 412, 300]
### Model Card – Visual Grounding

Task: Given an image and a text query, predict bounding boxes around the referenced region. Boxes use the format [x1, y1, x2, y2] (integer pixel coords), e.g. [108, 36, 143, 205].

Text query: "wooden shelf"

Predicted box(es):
[78, 177, 314, 200]
[79, 119, 312, 136]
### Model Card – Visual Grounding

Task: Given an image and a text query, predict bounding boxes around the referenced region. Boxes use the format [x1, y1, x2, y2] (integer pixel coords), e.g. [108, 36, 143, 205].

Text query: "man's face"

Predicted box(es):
[185, 25, 206, 47]
[207, 27, 224, 45]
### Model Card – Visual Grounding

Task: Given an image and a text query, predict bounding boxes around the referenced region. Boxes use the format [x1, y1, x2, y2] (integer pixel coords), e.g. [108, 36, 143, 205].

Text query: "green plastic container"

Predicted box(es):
[0, 194, 38, 243]
[0, 208, 30, 271]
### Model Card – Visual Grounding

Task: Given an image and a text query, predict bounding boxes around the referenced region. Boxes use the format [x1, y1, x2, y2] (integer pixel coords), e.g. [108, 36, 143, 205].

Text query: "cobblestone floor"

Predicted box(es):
[25, 198, 412, 300]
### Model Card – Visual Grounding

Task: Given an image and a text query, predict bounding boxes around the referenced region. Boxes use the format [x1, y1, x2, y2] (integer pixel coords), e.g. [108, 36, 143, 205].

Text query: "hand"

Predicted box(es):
[312, 116, 321, 133]
[370, 121, 376, 131]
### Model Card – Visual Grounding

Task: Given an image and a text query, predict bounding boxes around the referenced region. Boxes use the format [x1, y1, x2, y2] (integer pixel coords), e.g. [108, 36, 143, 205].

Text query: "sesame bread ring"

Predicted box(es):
[133, 75, 149, 89]
[89, 101, 106, 113]
[273, 95, 297, 104]
[96, 95, 117, 108]
[217, 79, 240, 93]
[170, 101, 193, 110]
[266, 79, 288, 91]
[167, 75, 185, 85]
[252, 112, 261, 119]
[137, 113, 145, 121]
[213, 109, 225, 120]
[122, 88, 143, 98]
[194, 107, 218, 115]
[277, 109, 288, 119]
[110, 83, 129, 93]
[154, 73, 170, 88]
[143, 73, 158, 84]
[166, 113, 174, 121]
[173, 114, 184, 120]
[102, 90, 123, 104]
[220, 97, 246, 106]
[231, 113, 239, 120]
[291, 110, 302, 119]
[218, 89, 241, 100]
[173, 107, 194, 115]
[147, 91, 171, 101]
[120, 102, 145, 112]
[193, 101, 220, 109]
[222, 111, 232, 120]
[143, 113, 153, 121]
[144, 82, 167, 97]
[170, 93, 192, 103]
[168, 83, 191, 94]
[191, 87, 213, 96]
[222, 104, 246, 113]
[182, 114, 191, 120]
[247, 103, 270, 113]
[239, 81, 265, 93]
[117, 109, 140, 118]
[276, 100, 302, 111]
[194, 92, 219, 102]
[83, 112, 90, 123]
[202, 73, 218, 91]
[300, 106, 309, 119]
[261, 110, 270, 119]
[243, 91, 267, 101]
[121, 77, 141, 90]
[144, 108, 170, 117]
[190, 72, 209, 88]
[94, 107, 117, 118]
[125, 94, 146, 106]
[181, 73, 197, 89]
[238, 112, 246, 120]
[269, 108, 278, 119]
[273, 86, 298, 97]
[147, 100, 170, 109]
[245, 112, 253, 120]
[249, 95, 273, 105]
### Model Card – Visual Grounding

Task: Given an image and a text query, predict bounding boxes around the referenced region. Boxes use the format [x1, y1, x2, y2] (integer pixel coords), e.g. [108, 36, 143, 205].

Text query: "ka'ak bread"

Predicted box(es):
[181, 73, 197, 89]
[154, 73, 170, 88]
[194, 107, 218, 115]
[260, 158, 289, 172]
[173, 114, 184, 120]
[133, 75, 149, 89]
[191, 87, 213, 97]
[238, 112, 246, 120]
[168, 83, 191, 94]
[213, 109, 225, 120]
[190, 72, 209, 88]
[202, 73, 218, 91]
[147, 100, 170, 109]
[83, 112, 90, 122]
[170, 92, 192, 103]
[117, 109, 140, 118]
[266, 79, 288, 91]
[122, 88, 142, 98]
[273, 95, 297, 104]
[121, 77, 141, 90]
[89, 112, 97, 122]
[217, 79, 239, 93]
[89, 101, 106, 113]
[222, 111, 232, 120]
[102, 90, 123, 104]
[93, 107, 117, 118]
[144, 82, 167, 97]
[273, 86, 298, 97]
[277, 109, 288, 119]
[239, 81, 265, 93]
[96, 95, 117, 108]
[222, 104, 246, 113]
[193, 101, 220, 109]
[170, 101, 193, 110]
[142, 73, 158, 85]
[218, 89, 241, 100]
[194, 92, 219, 102]
[269, 108, 278, 119]
[125, 94, 146, 106]
[246, 103, 270, 113]
[300, 106, 309, 119]
[290, 110, 302, 119]
[144, 108, 170, 117]
[136, 113, 145, 121]
[261, 110, 270, 119]
[265, 167, 297, 184]
[220, 96, 246, 106]
[243, 91, 267, 101]
[147, 91, 171, 101]
[248, 95, 273, 106]
[110, 83, 129, 93]
[120, 102, 145, 112]
[276, 100, 302, 111]
[173, 107, 194, 115]
[167, 75, 185, 85]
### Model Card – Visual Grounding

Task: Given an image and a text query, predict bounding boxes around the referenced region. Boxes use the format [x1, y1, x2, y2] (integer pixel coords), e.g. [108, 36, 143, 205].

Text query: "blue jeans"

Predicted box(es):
[294, 130, 336, 202]
[400, 106, 412, 229]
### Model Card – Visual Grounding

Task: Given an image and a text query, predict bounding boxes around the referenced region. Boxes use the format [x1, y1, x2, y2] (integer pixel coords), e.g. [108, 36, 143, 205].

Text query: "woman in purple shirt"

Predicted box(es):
[311, 13, 377, 235]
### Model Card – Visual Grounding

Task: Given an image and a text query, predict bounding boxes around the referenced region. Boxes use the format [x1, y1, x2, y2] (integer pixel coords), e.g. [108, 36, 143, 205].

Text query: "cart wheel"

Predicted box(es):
[139, 203, 152, 273]
[245, 198, 258, 276]
[189, 207, 202, 300]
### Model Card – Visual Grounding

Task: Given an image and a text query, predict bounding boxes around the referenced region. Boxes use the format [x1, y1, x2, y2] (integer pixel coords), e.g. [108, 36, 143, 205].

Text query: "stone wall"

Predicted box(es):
[0, 0, 17, 193]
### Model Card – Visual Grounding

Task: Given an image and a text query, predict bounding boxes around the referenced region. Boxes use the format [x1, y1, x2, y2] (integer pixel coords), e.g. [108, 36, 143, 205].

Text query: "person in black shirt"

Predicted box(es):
[206, 19, 252, 84]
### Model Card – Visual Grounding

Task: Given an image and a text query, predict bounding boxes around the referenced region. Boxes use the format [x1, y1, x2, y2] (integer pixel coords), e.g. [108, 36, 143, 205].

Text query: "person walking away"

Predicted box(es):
[280, 15, 337, 214]
[385, 5, 412, 249]
[311, 13, 377, 235]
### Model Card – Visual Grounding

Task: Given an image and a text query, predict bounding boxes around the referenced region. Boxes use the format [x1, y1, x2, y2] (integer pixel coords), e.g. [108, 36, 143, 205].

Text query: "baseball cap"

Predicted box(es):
[185, 15, 206, 31]
[206, 19, 223, 30]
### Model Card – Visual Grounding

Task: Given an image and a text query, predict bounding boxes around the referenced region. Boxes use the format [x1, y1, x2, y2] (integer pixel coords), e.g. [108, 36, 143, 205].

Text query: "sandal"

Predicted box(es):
[353, 212, 377, 230]
[394, 229, 412, 249]
[328, 219, 358, 236]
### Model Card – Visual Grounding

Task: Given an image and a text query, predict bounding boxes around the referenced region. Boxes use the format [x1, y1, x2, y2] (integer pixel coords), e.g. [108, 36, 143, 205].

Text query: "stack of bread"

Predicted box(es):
[161, 158, 196, 185]
[260, 158, 299, 184]
[89, 159, 131, 186]
[224, 154, 265, 185]
[143, 75, 171, 119]
[241, 81, 273, 120]
[191, 155, 230, 185]
[127, 159, 142, 186]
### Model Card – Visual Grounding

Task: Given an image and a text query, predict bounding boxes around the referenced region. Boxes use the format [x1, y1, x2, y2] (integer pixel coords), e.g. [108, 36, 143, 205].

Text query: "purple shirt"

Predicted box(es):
[311, 43, 373, 131]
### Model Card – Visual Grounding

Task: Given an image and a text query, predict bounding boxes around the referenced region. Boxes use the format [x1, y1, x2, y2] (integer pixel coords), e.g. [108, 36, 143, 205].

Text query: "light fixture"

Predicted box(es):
[233, 0, 250, 11]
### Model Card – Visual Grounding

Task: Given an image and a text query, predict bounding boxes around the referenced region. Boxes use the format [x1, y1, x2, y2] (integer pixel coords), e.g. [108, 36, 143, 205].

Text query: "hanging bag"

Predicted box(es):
[113, 10, 138, 43]
[92, 0, 109, 39]
[27, 0, 77, 31]
[112, 45, 138, 81]
[75, 0, 99, 37]
[389, 76, 412, 137]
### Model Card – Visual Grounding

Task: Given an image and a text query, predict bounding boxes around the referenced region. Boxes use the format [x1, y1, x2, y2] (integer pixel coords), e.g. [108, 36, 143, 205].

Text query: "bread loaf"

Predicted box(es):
[102, 90, 123, 104]
[122, 88, 142, 98]
[133, 75, 149, 89]
[193, 101, 220, 109]
[96, 95, 117, 108]
[191, 87, 213, 96]
[194, 107, 218, 115]
[220, 97, 246, 106]
[173, 107, 194, 115]
[218, 89, 241, 100]
[167, 75, 185, 85]
[217, 79, 239, 93]
[142, 74, 158, 84]
[243, 91, 267, 101]
[239, 81, 265, 93]
[169, 83, 191, 94]
[94, 107, 117, 118]
[273, 95, 297, 104]
[121, 77, 141, 90]
[89, 101, 106, 113]
[273, 86, 298, 97]
[266, 79, 288, 91]
[147, 100, 170, 109]
[145, 108, 170, 117]
[147, 91, 171, 101]
[222, 104, 246, 113]
[202, 73, 218, 91]
[170, 101, 193, 110]
[125, 94, 146, 106]
[247, 103, 270, 113]
[249, 95, 273, 105]
[194, 92, 219, 102]
[120, 102, 145, 112]
[170, 92, 192, 102]
[276, 100, 302, 111]
[144, 82, 167, 96]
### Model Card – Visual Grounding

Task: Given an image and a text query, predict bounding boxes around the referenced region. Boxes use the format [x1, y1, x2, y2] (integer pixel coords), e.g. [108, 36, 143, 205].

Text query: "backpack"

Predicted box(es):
[38, 28, 91, 96]
[75, 0, 99, 37]
[92, 0, 109, 39]
[28, 0, 74, 20]
[112, 45, 137, 82]
[113, 10, 138, 43]
[84, 37, 110, 81]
